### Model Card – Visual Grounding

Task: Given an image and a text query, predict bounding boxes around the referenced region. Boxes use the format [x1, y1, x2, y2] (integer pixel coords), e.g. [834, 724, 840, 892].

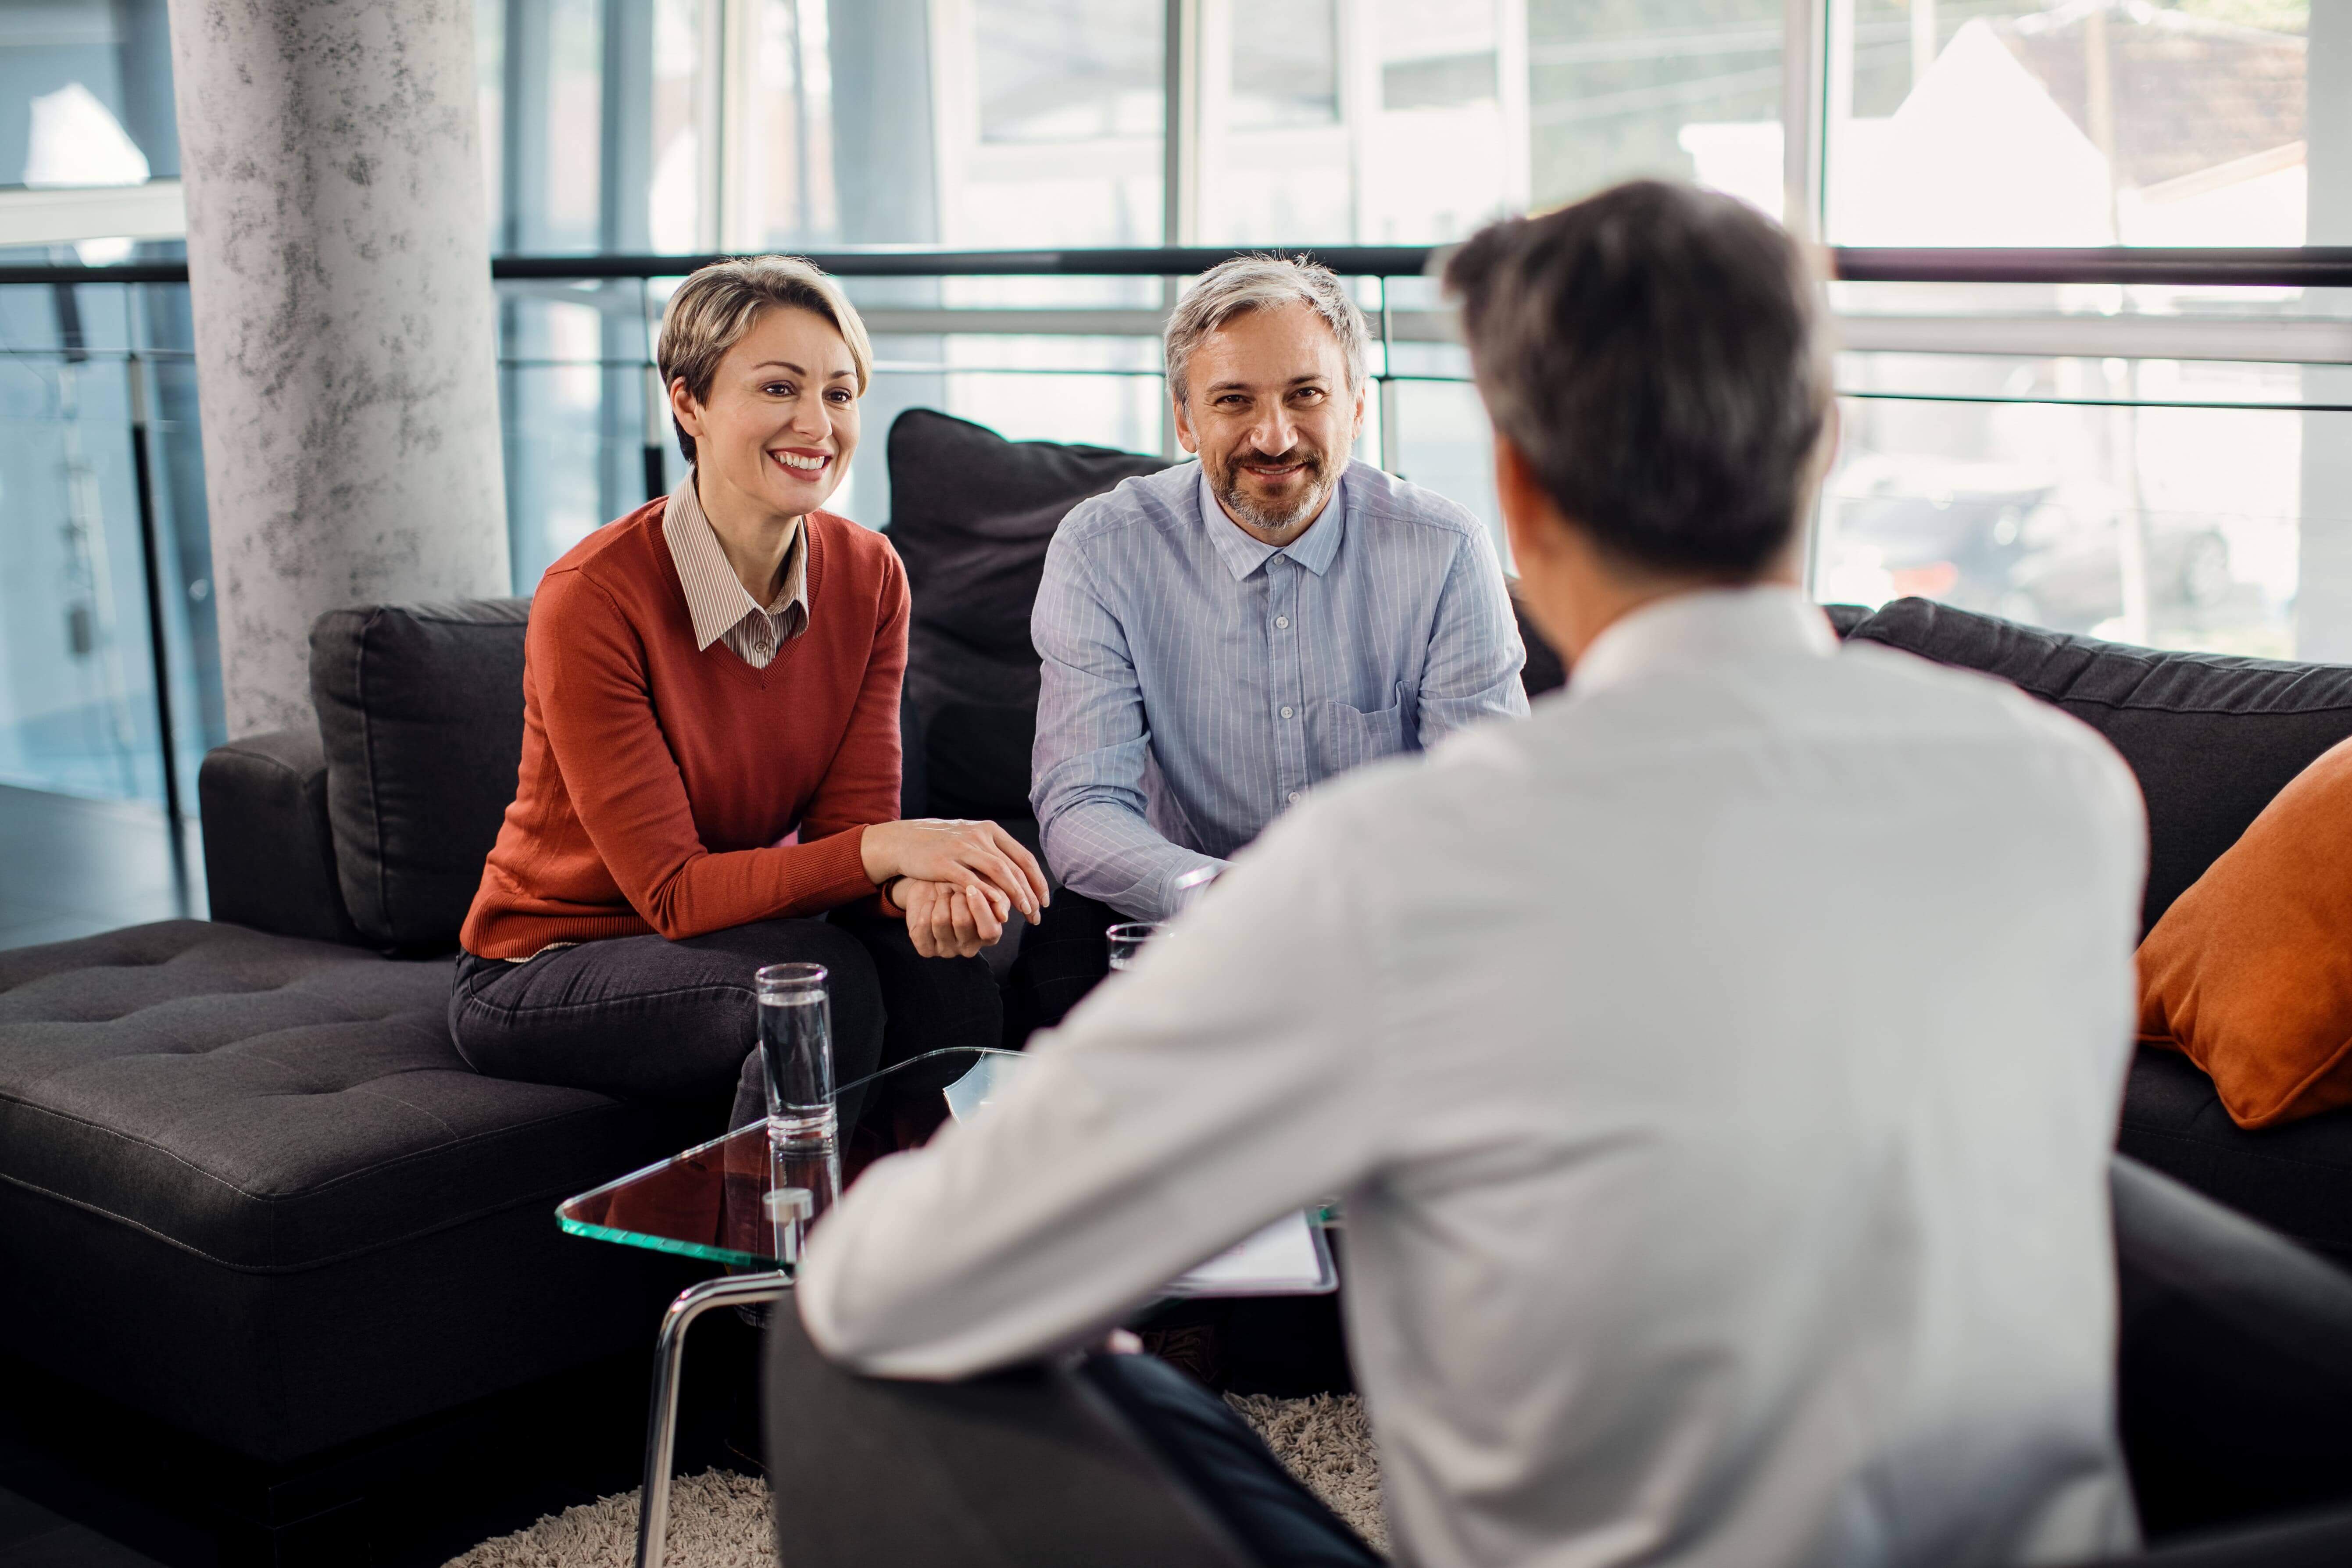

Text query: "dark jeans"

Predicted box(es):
[764, 1308, 1381, 1568]
[1007, 887, 1118, 1040]
[448, 908, 998, 1132]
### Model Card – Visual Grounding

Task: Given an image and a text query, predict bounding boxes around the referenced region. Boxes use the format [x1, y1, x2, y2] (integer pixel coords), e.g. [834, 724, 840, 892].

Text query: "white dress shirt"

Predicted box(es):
[800, 586, 2146, 1568]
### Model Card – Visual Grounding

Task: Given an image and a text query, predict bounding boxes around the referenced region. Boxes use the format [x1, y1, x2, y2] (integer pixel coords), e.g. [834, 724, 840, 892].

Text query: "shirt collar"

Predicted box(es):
[1196, 465, 1348, 581]
[663, 473, 808, 652]
[1568, 585, 1837, 701]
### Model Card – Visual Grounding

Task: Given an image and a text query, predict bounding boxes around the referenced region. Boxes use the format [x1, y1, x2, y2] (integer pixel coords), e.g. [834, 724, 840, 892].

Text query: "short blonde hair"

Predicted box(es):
[656, 256, 874, 463]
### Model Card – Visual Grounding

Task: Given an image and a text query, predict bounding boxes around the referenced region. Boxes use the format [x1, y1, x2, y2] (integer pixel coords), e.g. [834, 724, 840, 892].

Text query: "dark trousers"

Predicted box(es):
[763, 1309, 1381, 1568]
[448, 908, 999, 1132]
[1007, 887, 1118, 1040]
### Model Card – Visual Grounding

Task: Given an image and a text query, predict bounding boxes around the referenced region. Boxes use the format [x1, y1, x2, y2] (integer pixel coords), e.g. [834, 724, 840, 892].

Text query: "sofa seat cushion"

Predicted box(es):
[0, 920, 715, 1462]
[0, 920, 697, 1272]
[2120, 1046, 2352, 1266]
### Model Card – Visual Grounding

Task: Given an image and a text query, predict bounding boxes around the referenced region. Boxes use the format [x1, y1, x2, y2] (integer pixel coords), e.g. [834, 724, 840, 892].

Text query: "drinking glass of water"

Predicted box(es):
[757, 963, 835, 1142]
[1105, 922, 1159, 972]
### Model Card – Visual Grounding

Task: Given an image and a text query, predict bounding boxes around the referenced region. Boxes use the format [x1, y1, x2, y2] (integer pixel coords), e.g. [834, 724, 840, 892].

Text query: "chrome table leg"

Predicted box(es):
[636, 1272, 790, 1568]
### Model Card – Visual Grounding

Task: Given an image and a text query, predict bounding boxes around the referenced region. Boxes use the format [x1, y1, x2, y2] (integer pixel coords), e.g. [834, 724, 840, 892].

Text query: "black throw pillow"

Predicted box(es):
[310, 599, 532, 949]
[886, 409, 1169, 820]
[887, 407, 1170, 673]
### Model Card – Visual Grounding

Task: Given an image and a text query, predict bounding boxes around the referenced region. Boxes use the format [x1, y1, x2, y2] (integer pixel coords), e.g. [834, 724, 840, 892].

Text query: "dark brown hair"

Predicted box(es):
[1444, 181, 1832, 578]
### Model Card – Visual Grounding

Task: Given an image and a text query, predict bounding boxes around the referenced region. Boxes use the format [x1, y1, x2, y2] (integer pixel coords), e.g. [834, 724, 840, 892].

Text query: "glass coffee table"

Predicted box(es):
[558, 1048, 1336, 1568]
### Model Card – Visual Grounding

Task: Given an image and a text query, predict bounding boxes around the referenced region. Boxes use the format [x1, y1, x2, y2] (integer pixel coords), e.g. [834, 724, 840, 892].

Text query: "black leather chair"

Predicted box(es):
[2083, 1508, 2352, 1567]
[2111, 1155, 2352, 1536]
[757, 1158, 2352, 1567]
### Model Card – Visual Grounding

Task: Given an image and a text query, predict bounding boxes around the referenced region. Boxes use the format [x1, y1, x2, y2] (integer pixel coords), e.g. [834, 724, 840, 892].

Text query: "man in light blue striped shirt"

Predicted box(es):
[1025, 257, 1528, 986]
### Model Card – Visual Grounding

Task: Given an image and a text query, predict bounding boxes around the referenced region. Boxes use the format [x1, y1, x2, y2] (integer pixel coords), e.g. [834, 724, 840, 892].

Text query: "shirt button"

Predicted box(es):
[1287, 790, 1300, 804]
[1275, 615, 1290, 629]
[1280, 705, 1294, 719]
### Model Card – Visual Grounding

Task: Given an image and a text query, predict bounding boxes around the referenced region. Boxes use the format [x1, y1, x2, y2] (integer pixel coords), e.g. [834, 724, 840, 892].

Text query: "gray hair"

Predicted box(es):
[1445, 181, 1832, 579]
[1163, 254, 1371, 405]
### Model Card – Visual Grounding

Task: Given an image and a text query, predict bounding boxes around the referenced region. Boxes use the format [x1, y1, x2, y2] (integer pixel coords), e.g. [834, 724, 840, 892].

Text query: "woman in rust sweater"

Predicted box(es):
[452, 257, 1047, 1128]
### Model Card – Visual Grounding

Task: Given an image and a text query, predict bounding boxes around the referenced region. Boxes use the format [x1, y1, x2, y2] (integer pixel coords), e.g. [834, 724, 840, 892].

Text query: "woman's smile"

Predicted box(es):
[771, 446, 832, 476]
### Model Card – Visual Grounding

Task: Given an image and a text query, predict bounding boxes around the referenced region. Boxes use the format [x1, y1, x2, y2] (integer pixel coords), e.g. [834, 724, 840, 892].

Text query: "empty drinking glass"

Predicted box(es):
[1106, 922, 1159, 972]
[757, 963, 835, 1143]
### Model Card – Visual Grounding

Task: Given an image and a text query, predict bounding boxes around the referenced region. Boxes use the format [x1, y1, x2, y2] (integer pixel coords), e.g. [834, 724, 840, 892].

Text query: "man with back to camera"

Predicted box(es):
[1011, 253, 1528, 1029]
[779, 182, 2147, 1567]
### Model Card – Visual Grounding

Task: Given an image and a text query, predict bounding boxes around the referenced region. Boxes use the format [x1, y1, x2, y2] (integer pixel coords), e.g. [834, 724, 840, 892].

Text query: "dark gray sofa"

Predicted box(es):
[10, 407, 2352, 1548]
[0, 600, 712, 1482]
[1834, 597, 2352, 1268]
[889, 409, 2352, 1275]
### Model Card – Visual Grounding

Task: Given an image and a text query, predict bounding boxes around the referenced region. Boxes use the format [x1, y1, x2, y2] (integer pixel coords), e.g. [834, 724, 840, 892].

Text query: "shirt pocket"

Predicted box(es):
[1314, 686, 1408, 776]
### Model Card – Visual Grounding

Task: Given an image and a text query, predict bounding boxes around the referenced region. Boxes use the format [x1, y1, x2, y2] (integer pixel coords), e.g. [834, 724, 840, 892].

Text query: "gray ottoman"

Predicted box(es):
[0, 598, 720, 1470]
[0, 919, 706, 1464]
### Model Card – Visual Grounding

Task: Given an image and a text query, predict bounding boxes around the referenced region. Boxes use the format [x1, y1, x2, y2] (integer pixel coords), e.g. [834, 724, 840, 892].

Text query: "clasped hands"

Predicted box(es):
[861, 818, 1051, 959]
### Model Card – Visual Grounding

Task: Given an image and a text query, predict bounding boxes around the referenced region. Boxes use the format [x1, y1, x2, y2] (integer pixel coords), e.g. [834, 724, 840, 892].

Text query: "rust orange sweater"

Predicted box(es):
[460, 498, 908, 960]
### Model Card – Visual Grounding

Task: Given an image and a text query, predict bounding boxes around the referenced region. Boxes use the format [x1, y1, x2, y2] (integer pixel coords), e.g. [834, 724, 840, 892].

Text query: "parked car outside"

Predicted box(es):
[1818, 459, 2233, 635]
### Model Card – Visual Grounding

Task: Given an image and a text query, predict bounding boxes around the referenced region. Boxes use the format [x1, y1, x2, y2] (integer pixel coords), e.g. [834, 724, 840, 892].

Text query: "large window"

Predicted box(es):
[0, 1, 213, 818]
[263, 0, 2352, 666]
[0, 0, 2346, 831]
[1827, 0, 2310, 247]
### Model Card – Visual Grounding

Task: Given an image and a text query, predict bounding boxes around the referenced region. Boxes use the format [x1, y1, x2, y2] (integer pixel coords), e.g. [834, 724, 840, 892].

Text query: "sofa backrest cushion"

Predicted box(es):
[886, 408, 1170, 819]
[311, 599, 532, 948]
[1848, 597, 2352, 935]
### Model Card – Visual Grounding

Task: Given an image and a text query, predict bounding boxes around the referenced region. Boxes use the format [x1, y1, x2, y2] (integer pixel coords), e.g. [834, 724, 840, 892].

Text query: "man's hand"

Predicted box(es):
[897, 876, 1008, 959]
[863, 818, 1049, 922]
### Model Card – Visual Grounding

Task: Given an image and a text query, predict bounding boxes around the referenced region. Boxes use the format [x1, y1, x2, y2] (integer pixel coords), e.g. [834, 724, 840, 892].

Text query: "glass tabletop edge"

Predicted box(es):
[556, 1121, 765, 1220]
[554, 1211, 799, 1274]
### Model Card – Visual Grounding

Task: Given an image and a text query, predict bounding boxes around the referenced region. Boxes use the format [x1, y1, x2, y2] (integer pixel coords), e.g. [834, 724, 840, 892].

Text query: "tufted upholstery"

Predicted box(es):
[0, 920, 692, 1269]
[0, 920, 711, 1461]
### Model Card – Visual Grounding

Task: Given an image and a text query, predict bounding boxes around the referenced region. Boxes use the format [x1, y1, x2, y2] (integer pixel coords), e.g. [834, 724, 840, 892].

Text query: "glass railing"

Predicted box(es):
[3, 244, 2348, 884]
[0, 325, 213, 842]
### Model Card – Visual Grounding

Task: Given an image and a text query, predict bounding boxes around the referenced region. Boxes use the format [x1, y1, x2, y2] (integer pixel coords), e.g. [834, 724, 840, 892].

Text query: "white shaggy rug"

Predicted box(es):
[443, 1392, 1386, 1566]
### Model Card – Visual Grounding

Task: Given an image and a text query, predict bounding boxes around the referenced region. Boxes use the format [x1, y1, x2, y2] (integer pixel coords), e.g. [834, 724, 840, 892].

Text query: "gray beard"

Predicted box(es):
[1213, 465, 1335, 542]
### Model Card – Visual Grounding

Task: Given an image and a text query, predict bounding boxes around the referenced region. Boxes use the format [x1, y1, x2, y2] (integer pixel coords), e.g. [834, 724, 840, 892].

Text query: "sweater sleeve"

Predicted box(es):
[533, 567, 877, 939]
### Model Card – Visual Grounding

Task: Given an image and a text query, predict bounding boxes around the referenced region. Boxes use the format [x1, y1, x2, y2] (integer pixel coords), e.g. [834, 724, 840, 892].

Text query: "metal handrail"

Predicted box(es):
[3, 245, 2351, 289]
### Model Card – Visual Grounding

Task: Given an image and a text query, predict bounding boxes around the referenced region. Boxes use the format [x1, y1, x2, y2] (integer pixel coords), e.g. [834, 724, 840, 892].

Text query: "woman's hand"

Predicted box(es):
[862, 819, 1048, 922]
[896, 877, 1004, 959]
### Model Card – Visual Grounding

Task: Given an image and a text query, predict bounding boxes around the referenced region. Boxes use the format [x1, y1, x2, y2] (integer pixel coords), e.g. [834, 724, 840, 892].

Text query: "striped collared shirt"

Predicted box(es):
[1029, 458, 1528, 921]
[664, 474, 809, 668]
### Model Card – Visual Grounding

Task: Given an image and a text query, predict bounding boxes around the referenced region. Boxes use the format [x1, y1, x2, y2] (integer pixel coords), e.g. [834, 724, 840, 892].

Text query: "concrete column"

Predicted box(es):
[167, 0, 509, 736]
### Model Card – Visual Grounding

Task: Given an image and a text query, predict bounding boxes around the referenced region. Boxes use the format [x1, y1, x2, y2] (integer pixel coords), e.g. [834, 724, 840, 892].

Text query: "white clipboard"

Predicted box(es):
[942, 1054, 1338, 1297]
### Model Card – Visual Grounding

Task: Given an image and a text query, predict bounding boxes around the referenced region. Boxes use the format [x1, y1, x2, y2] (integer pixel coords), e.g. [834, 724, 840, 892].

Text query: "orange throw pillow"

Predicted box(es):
[2139, 736, 2352, 1129]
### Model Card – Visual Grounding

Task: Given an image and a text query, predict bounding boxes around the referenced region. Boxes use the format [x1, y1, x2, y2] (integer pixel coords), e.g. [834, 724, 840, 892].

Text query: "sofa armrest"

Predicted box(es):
[199, 729, 367, 946]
